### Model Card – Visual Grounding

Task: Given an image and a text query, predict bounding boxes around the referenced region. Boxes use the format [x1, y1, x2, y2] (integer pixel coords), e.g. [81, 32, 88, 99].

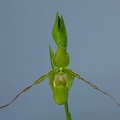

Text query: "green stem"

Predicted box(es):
[64, 101, 72, 120]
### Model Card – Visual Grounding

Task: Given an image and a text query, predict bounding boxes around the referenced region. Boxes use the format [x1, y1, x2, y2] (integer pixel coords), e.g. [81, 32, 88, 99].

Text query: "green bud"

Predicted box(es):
[52, 12, 67, 48]
[53, 86, 68, 105]
[53, 47, 70, 67]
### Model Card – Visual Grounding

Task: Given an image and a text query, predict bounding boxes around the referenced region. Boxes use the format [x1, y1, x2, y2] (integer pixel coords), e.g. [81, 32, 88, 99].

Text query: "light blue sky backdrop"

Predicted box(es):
[0, 0, 120, 120]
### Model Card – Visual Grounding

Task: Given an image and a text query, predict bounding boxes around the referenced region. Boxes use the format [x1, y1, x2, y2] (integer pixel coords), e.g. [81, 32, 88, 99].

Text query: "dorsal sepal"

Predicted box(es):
[53, 47, 70, 67]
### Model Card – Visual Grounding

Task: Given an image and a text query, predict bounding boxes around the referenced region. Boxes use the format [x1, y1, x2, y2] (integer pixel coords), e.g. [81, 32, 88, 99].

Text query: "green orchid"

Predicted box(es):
[0, 12, 120, 120]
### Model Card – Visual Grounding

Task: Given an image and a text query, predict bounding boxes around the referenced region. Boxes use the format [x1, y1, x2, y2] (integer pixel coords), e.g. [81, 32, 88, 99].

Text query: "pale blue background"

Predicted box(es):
[0, 0, 120, 120]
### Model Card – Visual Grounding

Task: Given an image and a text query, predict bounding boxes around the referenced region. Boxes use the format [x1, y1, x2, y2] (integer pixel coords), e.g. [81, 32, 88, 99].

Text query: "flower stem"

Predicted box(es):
[64, 101, 72, 120]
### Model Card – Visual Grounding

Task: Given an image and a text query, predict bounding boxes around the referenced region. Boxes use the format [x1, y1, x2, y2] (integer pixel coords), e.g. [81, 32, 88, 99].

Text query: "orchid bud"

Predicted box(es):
[52, 12, 67, 48]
